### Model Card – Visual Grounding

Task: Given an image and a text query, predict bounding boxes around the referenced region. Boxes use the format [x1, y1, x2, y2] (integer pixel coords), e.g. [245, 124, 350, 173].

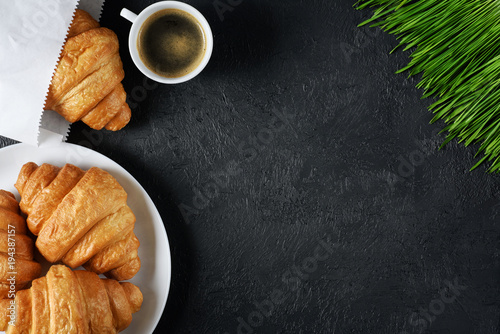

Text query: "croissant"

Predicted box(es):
[45, 9, 131, 131]
[0, 264, 143, 333]
[15, 163, 141, 281]
[0, 190, 41, 299]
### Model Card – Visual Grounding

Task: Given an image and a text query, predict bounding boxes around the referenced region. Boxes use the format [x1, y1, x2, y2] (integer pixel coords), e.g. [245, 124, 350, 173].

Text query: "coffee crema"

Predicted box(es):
[137, 8, 206, 78]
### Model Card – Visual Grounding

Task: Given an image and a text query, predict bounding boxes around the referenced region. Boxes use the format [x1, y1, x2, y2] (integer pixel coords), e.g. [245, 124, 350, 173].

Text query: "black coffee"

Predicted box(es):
[138, 8, 206, 78]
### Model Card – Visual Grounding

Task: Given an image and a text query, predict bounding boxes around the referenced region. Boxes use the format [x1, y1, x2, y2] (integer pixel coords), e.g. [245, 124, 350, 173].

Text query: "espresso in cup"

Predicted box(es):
[137, 8, 207, 78]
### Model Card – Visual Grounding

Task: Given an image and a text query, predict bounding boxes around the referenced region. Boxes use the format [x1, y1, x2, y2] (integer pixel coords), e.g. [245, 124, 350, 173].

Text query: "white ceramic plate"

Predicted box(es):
[0, 142, 171, 334]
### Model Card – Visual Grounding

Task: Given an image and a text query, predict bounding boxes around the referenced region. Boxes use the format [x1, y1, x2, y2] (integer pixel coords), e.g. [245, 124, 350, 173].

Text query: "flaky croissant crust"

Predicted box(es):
[15, 163, 141, 281]
[0, 265, 143, 333]
[45, 9, 131, 131]
[0, 190, 41, 300]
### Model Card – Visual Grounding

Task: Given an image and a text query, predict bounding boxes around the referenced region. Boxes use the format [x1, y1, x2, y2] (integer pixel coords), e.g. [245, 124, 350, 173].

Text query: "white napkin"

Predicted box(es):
[0, 0, 106, 146]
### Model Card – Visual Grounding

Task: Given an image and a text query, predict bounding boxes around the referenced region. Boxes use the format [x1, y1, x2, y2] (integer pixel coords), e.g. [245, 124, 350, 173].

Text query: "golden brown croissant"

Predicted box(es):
[45, 9, 131, 131]
[0, 190, 41, 300]
[0, 264, 143, 333]
[15, 163, 141, 281]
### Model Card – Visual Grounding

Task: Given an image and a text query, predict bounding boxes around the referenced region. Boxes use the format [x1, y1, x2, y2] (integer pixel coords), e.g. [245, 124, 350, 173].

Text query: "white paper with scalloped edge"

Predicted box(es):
[0, 0, 106, 147]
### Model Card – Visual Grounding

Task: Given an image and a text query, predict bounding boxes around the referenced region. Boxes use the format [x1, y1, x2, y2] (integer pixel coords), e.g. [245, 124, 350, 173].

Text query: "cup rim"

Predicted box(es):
[127, 1, 213, 84]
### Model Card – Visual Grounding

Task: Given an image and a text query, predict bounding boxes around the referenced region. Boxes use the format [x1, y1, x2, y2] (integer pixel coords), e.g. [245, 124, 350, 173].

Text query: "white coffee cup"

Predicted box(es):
[120, 1, 213, 84]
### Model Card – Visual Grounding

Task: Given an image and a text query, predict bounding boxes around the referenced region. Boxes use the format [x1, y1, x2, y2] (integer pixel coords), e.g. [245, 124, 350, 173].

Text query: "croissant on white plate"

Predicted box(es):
[15, 162, 141, 281]
[0, 264, 143, 333]
[0, 190, 41, 299]
[44, 9, 131, 131]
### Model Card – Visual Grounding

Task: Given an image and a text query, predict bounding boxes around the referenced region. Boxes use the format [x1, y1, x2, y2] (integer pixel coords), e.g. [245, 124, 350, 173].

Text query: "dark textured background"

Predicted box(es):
[2, 0, 500, 333]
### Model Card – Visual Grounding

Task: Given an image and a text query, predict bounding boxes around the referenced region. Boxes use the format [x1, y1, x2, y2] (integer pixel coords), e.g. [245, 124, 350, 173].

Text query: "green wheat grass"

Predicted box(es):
[355, 0, 500, 172]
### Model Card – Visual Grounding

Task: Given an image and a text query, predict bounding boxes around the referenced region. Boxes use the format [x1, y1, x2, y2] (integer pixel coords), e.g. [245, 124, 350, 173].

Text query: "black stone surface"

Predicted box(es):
[2, 0, 500, 333]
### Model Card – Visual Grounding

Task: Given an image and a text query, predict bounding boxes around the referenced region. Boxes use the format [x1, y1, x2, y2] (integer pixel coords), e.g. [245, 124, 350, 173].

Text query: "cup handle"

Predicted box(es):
[120, 8, 138, 23]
